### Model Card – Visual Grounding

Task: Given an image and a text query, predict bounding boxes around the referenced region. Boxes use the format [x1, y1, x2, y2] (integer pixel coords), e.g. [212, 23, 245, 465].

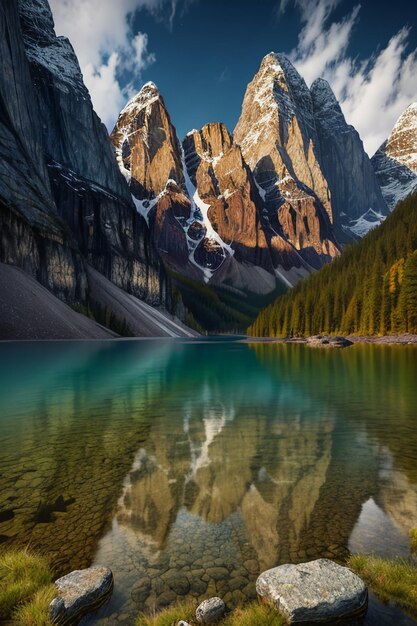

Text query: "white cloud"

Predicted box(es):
[132, 32, 156, 70]
[281, 0, 417, 155]
[82, 53, 123, 130]
[48, 0, 182, 129]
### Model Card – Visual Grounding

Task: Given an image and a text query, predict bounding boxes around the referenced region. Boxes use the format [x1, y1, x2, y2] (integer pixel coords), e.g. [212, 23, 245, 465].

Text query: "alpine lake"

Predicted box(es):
[0, 338, 416, 625]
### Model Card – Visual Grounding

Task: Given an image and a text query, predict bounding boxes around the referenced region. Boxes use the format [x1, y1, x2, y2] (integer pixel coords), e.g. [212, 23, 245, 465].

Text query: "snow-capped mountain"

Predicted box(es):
[235, 53, 333, 220]
[234, 52, 339, 272]
[111, 84, 285, 294]
[372, 103, 417, 210]
[1, 0, 414, 336]
[112, 52, 394, 293]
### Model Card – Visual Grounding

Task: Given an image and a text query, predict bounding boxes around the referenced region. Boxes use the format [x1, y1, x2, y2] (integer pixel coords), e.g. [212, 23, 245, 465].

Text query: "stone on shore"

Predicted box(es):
[307, 335, 353, 348]
[196, 597, 226, 623]
[256, 559, 367, 623]
[49, 566, 113, 624]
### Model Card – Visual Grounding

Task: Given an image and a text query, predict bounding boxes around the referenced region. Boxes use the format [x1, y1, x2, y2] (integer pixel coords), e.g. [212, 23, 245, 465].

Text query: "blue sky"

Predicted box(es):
[50, 0, 417, 155]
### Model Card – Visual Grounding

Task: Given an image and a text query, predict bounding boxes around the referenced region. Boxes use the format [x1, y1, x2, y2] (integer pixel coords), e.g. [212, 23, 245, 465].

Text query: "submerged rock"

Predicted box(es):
[256, 559, 367, 623]
[196, 597, 226, 623]
[50, 566, 113, 624]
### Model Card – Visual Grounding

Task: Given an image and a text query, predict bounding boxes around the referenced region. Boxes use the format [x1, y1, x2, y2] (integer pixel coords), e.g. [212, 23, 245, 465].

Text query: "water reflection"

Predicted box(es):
[0, 340, 416, 625]
[0, 340, 175, 571]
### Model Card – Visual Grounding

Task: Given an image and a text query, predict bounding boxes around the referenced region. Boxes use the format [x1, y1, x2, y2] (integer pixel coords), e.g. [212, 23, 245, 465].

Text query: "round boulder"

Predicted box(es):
[196, 597, 226, 624]
[306, 335, 353, 348]
[50, 566, 113, 624]
[256, 559, 367, 623]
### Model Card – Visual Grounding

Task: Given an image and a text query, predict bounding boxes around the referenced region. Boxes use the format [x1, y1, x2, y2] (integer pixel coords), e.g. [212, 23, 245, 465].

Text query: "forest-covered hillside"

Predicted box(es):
[248, 194, 417, 337]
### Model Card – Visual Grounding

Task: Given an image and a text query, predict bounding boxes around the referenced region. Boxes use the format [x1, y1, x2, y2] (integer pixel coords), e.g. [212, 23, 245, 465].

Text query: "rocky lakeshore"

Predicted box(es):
[348, 334, 417, 345]
[245, 334, 417, 345]
[48, 559, 368, 625]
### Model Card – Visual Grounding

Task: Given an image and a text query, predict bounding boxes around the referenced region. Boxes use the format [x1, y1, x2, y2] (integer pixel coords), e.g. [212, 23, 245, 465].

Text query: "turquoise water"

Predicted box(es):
[0, 338, 416, 624]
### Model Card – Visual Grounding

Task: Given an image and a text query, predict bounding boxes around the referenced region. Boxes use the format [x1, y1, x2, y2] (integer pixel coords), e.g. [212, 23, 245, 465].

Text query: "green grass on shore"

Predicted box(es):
[0, 548, 54, 625]
[136, 599, 195, 626]
[222, 603, 284, 626]
[136, 600, 284, 626]
[4, 547, 417, 625]
[348, 554, 417, 612]
[410, 528, 417, 553]
[13, 585, 56, 626]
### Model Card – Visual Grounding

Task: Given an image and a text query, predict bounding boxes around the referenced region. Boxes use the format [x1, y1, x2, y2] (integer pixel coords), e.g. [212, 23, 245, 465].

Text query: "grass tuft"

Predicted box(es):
[13, 585, 56, 625]
[222, 602, 284, 626]
[348, 554, 417, 612]
[136, 599, 196, 626]
[409, 528, 417, 553]
[0, 548, 53, 623]
[136, 600, 284, 626]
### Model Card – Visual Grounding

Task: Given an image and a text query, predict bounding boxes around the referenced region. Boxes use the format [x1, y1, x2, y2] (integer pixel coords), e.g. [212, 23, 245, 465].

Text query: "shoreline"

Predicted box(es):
[244, 334, 417, 345]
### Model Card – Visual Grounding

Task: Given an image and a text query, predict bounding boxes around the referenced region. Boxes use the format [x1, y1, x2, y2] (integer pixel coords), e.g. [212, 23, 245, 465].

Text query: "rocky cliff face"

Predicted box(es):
[235, 55, 330, 210]
[234, 53, 339, 271]
[0, 0, 86, 303]
[111, 83, 192, 276]
[108, 51, 416, 297]
[4, 0, 405, 326]
[371, 103, 417, 211]
[115, 52, 406, 293]
[111, 87, 279, 294]
[112, 74, 331, 293]
[0, 0, 171, 318]
[112, 82, 185, 200]
[311, 78, 388, 239]
[183, 123, 278, 292]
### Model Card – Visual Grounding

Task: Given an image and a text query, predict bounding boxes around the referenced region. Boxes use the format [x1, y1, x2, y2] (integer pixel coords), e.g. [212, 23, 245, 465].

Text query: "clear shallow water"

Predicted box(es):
[0, 338, 416, 625]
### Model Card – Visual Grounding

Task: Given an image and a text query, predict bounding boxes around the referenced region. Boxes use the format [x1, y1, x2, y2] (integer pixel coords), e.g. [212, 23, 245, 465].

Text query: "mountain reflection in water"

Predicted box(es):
[0, 339, 416, 625]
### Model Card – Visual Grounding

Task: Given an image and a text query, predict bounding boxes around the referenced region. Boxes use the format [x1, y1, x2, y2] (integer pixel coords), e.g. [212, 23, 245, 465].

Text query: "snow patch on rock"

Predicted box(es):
[346, 209, 386, 238]
[372, 102, 417, 210]
[181, 147, 234, 282]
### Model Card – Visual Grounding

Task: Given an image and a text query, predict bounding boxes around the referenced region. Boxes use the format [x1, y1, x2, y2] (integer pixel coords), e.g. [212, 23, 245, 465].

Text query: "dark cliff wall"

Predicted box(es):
[311, 78, 388, 238]
[0, 0, 171, 312]
[0, 0, 86, 303]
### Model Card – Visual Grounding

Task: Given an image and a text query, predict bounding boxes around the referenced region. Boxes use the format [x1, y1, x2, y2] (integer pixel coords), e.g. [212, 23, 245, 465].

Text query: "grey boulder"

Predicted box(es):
[196, 597, 226, 623]
[307, 335, 353, 348]
[50, 566, 113, 624]
[256, 559, 367, 623]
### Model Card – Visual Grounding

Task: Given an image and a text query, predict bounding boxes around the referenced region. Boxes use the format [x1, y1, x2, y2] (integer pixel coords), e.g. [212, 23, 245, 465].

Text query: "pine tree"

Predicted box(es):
[248, 193, 417, 337]
[401, 251, 417, 332]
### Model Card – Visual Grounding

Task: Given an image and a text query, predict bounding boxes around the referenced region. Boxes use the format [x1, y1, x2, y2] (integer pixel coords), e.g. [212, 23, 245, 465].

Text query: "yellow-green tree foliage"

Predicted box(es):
[248, 193, 417, 337]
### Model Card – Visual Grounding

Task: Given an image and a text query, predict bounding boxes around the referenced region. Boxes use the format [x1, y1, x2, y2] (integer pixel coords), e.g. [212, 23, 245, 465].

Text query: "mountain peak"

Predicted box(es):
[259, 52, 304, 84]
[311, 78, 336, 100]
[384, 101, 417, 172]
[372, 100, 417, 206]
[390, 102, 417, 140]
[371, 101, 417, 210]
[254, 51, 311, 110]
[118, 81, 162, 119]
[311, 78, 343, 117]
[140, 81, 159, 94]
[260, 51, 292, 72]
[261, 51, 283, 70]
[235, 50, 317, 165]
[111, 77, 184, 201]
